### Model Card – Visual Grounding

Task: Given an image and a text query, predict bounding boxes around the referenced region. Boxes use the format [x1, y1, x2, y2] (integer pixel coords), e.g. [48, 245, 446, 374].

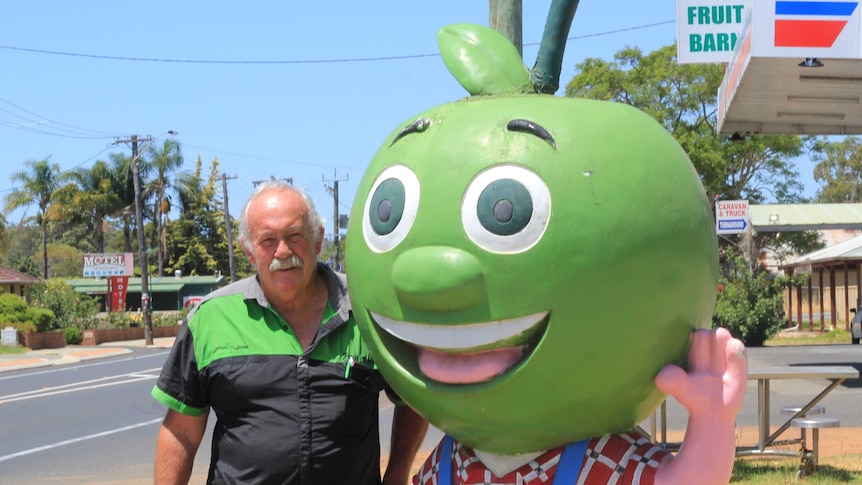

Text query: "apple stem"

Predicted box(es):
[530, 0, 580, 95]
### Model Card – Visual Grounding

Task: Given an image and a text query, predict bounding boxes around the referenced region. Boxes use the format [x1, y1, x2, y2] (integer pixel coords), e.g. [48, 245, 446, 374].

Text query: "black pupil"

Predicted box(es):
[494, 200, 513, 223]
[378, 200, 392, 223]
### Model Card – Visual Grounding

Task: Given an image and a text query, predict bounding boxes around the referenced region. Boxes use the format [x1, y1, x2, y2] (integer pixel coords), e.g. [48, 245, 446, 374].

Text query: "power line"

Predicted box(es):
[182, 142, 364, 170]
[0, 97, 124, 139]
[0, 144, 114, 194]
[0, 20, 674, 65]
[6, 125, 117, 140]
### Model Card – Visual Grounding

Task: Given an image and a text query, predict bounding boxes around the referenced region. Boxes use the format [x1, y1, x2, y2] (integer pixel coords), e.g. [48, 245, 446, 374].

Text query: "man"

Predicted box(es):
[152, 180, 428, 484]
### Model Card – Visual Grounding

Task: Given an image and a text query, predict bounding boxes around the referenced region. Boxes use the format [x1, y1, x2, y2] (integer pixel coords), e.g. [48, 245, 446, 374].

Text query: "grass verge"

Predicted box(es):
[0, 345, 28, 355]
[732, 454, 862, 484]
[765, 328, 854, 346]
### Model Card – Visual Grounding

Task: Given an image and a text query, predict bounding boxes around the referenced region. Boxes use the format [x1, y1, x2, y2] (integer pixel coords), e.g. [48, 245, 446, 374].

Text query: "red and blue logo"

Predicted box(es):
[774, 1, 859, 47]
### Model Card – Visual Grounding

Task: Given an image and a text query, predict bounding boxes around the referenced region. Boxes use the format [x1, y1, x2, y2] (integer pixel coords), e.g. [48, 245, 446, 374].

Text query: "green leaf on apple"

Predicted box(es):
[437, 23, 533, 96]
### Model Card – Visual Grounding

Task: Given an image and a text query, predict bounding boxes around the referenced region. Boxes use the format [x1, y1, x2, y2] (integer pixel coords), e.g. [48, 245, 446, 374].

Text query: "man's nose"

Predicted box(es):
[274, 239, 292, 258]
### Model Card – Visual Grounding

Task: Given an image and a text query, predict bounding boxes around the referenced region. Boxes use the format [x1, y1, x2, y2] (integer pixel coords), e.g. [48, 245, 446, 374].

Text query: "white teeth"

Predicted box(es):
[371, 311, 548, 351]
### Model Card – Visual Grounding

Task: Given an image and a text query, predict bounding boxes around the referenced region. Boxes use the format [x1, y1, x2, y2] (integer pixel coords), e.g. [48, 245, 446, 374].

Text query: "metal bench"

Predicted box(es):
[780, 404, 825, 416]
[790, 416, 840, 477]
[780, 404, 825, 450]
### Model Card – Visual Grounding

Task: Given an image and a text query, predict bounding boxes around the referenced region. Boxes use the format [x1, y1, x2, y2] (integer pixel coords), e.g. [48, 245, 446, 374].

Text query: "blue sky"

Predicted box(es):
[0, 1, 816, 240]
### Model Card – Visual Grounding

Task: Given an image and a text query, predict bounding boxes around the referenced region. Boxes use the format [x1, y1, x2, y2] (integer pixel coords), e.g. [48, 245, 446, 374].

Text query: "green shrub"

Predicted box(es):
[713, 253, 789, 347]
[0, 294, 55, 333]
[0, 293, 28, 322]
[25, 307, 55, 332]
[29, 279, 99, 330]
[9, 321, 36, 334]
[64, 327, 83, 345]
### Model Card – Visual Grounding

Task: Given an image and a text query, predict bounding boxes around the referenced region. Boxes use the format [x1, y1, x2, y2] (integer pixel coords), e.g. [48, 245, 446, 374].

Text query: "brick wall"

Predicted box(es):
[82, 325, 181, 346]
[20, 330, 65, 350]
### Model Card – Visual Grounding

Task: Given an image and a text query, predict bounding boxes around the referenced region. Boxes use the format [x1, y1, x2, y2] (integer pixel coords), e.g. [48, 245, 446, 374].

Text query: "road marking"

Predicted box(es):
[0, 418, 162, 463]
[0, 371, 160, 403]
[0, 351, 169, 382]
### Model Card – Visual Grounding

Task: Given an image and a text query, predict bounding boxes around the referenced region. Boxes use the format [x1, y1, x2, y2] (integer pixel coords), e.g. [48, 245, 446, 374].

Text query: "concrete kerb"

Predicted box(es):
[0, 337, 175, 374]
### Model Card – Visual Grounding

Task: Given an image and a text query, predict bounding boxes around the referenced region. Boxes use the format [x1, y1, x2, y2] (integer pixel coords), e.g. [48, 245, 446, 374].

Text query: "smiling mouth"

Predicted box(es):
[370, 311, 548, 384]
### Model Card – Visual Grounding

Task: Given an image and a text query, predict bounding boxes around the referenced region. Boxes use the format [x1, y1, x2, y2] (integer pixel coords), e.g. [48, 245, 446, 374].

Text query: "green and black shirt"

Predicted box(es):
[152, 264, 387, 485]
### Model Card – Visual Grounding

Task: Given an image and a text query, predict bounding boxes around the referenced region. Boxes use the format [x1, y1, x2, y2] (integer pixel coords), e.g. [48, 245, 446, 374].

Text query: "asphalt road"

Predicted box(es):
[649, 343, 862, 432]
[0, 347, 206, 484]
[0, 343, 858, 484]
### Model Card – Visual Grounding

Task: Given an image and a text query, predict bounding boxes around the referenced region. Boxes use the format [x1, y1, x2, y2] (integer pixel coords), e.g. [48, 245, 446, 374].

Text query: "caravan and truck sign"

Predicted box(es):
[715, 199, 750, 234]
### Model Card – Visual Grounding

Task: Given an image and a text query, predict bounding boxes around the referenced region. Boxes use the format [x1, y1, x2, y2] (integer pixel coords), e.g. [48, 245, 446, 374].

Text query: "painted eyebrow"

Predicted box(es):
[507, 119, 556, 149]
[390, 118, 432, 146]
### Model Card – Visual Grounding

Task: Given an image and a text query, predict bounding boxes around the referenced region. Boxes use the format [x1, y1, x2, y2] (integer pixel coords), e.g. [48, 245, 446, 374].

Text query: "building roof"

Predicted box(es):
[68, 275, 227, 294]
[784, 234, 862, 269]
[751, 203, 862, 233]
[0, 266, 39, 284]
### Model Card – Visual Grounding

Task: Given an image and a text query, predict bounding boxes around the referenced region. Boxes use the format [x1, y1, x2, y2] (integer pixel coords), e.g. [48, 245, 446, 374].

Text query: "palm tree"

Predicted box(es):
[108, 152, 136, 253]
[144, 139, 183, 276]
[58, 161, 124, 252]
[3, 158, 62, 279]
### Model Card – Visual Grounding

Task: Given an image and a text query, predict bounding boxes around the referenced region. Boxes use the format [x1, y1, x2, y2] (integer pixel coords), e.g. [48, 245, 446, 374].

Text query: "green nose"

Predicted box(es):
[392, 246, 484, 312]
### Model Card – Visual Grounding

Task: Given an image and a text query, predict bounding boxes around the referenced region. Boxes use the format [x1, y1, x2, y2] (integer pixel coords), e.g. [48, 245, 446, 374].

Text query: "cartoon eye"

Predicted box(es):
[362, 165, 420, 252]
[461, 165, 550, 254]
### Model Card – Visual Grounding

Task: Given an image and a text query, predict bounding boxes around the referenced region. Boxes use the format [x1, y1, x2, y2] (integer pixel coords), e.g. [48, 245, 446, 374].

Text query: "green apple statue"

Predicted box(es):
[345, 6, 746, 485]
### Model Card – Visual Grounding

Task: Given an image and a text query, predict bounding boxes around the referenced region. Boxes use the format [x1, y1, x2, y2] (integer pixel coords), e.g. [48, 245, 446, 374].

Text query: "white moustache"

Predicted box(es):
[269, 255, 304, 271]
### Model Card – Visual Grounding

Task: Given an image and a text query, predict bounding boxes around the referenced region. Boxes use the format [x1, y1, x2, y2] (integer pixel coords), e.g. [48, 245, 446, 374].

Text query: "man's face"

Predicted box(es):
[244, 189, 322, 299]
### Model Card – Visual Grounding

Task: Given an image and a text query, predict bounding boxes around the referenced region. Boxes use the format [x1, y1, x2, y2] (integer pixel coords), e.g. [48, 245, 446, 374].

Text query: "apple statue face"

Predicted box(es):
[344, 25, 718, 455]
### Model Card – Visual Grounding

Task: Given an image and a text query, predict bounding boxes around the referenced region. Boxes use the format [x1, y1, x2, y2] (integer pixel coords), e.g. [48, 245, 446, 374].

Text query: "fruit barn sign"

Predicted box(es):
[677, 0, 752, 64]
[82, 252, 135, 277]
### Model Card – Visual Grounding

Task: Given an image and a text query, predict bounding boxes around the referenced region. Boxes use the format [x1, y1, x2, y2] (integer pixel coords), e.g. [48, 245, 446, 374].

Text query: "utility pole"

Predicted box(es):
[324, 171, 348, 270]
[489, 0, 523, 57]
[115, 134, 155, 346]
[114, 131, 175, 346]
[221, 173, 238, 282]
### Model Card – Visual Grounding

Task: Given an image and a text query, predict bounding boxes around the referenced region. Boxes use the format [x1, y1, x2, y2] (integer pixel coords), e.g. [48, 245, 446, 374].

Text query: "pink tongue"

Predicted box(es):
[417, 347, 523, 384]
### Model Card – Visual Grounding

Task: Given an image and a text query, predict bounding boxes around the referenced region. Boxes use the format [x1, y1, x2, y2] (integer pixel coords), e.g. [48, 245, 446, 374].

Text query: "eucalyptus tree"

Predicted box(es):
[811, 136, 862, 202]
[143, 139, 184, 276]
[164, 156, 246, 277]
[3, 158, 62, 279]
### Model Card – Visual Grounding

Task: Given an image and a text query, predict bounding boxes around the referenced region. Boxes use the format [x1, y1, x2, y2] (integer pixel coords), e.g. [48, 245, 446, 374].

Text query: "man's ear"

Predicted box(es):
[316, 225, 325, 254]
[243, 245, 255, 265]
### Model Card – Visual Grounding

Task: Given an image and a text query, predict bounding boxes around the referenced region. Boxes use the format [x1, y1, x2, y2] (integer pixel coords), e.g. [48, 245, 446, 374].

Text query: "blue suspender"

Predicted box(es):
[552, 439, 589, 485]
[437, 436, 587, 485]
[439, 435, 454, 485]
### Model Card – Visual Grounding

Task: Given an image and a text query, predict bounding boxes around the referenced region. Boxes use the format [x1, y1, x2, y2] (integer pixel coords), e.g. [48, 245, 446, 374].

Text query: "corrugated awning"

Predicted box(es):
[751, 204, 862, 233]
[67, 275, 225, 294]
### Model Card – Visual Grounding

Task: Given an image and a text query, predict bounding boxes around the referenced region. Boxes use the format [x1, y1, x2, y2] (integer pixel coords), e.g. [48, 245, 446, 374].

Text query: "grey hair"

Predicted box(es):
[238, 179, 324, 253]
